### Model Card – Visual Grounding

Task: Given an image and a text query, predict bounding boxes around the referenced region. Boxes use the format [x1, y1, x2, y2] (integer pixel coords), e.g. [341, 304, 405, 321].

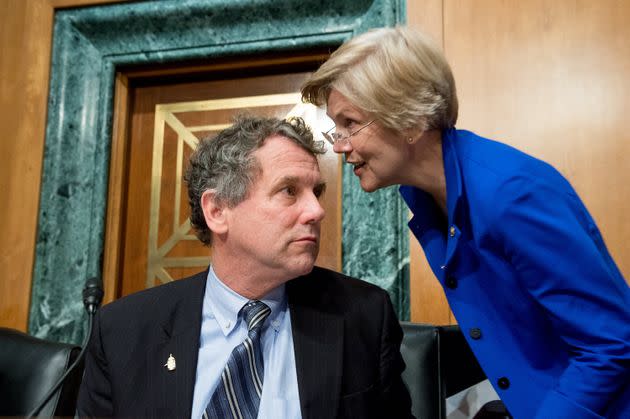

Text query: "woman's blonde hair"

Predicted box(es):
[302, 26, 458, 133]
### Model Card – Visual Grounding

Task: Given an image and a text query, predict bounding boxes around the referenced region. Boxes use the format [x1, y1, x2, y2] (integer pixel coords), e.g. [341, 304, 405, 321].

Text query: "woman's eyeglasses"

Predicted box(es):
[321, 120, 375, 146]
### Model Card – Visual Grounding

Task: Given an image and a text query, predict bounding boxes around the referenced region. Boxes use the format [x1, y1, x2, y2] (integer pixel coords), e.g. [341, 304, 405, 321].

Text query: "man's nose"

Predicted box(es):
[303, 194, 325, 224]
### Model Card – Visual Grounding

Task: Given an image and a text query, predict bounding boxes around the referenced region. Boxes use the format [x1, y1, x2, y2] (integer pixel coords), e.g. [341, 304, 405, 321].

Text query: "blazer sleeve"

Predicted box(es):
[377, 289, 414, 418]
[494, 176, 630, 419]
[77, 310, 115, 417]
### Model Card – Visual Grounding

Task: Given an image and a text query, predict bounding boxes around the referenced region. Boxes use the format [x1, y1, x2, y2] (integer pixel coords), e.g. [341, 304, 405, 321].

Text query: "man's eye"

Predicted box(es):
[282, 186, 297, 196]
[314, 184, 326, 199]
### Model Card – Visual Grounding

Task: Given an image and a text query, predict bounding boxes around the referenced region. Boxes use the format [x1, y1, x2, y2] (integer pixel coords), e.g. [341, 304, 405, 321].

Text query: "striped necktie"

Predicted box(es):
[204, 300, 271, 419]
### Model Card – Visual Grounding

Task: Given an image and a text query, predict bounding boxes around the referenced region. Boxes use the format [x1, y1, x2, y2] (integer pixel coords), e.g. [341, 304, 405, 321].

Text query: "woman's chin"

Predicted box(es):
[359, 177, 383, 193]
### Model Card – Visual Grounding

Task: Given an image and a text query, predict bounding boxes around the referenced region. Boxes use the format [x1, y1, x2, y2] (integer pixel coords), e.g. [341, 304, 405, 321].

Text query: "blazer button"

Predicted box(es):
[449, 226, 456, 237]
[498, 377, 510, 389]
[445, 276, 458, 289]
[469, 328, 482, 340]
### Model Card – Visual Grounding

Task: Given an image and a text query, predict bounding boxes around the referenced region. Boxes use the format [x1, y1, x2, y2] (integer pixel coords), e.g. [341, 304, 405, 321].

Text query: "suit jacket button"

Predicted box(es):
[469, 328, 482, 340]
[498, 377, 510, 389]
[445, 276, 458, 289]
[449, 226, 456, 237]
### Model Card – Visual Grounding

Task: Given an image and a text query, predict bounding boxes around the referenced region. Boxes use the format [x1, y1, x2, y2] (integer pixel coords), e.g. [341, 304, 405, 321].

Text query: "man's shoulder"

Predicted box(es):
[299, 265, 385, 288]
[99, 270, 207, 322]
[289, 266, 388, 305]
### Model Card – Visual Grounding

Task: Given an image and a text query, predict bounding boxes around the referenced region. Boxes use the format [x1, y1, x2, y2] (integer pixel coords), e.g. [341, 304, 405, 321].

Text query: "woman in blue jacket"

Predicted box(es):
[301, 26, 629, 419]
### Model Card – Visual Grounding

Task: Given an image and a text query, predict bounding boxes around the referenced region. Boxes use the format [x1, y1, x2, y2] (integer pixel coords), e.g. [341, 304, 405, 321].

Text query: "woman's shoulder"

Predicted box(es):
[448, 129, 583, 229]
[451, 129, 573, 195]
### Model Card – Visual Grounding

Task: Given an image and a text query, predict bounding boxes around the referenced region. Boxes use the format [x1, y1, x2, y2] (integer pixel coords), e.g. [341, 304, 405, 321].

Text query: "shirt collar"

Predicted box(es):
[204, 266, 287, 336]
[400, 127, 463, 227]
[442, 127, 463, 220]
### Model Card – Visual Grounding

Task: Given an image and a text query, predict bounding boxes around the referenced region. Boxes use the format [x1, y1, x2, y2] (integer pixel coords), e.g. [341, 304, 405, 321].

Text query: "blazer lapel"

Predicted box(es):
[147, 274, 206, 418]
[289, 283, 344, 419]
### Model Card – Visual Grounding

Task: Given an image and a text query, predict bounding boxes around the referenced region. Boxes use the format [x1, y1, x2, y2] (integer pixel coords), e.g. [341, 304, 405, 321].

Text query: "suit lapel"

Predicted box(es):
[288, 277, 344, 419]
[147, 272, 207, 418]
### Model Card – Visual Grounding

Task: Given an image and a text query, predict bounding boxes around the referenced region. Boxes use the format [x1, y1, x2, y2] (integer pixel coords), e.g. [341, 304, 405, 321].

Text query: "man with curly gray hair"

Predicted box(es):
[78, 115, 413, 419]
[185, 115, 326, 246]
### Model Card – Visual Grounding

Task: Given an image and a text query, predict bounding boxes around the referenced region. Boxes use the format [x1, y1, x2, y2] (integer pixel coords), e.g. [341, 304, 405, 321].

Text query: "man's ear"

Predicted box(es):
[201, 190, 228, 235]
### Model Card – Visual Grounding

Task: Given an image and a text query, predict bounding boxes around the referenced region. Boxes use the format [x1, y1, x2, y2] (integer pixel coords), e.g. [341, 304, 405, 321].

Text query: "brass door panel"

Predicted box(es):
[118, 71, 340, 297]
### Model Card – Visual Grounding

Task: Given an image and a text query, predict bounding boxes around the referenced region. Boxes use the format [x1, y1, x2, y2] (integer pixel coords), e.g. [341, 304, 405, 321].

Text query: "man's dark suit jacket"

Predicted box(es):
[77, 266, 413, 418]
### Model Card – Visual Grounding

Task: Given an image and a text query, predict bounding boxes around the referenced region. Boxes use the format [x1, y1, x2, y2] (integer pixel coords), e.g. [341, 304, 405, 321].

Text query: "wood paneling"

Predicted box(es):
[445, 0, 630, 282]
[0, 0, 122, 331]
[0, 0, 54, 331]
[407, 0, 444, 45]
[407, 0, 454, 325]
[101, 73, 131, 305]
[50, 0, 125, 7]
[407, 0, 630, 325]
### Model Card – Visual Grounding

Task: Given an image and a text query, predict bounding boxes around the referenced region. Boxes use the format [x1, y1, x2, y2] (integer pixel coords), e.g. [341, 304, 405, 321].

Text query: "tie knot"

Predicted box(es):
[241, 300, 271, 331]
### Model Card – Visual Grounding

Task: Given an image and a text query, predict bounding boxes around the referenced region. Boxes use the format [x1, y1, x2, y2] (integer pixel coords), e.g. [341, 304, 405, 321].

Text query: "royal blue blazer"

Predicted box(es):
[400, 128, 630, 418]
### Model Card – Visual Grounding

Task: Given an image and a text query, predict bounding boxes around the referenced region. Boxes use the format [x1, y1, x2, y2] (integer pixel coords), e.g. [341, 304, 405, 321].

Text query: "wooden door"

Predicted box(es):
[108, 63, 340, 298]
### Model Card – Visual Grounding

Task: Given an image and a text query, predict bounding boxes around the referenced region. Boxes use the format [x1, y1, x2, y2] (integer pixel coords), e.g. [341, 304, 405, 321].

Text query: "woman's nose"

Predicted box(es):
[332, 140, 352, 154]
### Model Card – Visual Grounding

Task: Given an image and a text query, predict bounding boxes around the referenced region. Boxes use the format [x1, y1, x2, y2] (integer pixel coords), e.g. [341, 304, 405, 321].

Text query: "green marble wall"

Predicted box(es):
[342, 167, 410, 320]
[30, 0, 408, 344]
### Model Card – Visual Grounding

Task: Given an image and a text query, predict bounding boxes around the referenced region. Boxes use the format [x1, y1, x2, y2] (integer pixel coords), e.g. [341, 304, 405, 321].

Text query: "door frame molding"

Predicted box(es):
[30, 0, 405, 342]
[106, 54, 337, 301]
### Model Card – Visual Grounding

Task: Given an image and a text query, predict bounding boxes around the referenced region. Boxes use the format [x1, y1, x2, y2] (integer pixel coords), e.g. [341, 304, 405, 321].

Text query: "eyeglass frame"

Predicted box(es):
[321, 120, 375, 146]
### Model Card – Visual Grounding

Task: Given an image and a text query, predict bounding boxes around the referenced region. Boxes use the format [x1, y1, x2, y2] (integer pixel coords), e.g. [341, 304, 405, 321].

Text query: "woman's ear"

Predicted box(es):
[201, 190, 228, 235]
[402, 126, 424, 145]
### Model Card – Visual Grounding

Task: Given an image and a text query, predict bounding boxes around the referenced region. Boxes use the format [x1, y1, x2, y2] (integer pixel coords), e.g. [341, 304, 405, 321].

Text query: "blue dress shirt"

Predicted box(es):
[191, 266, 301, 419]
[400, 128, 630, 419]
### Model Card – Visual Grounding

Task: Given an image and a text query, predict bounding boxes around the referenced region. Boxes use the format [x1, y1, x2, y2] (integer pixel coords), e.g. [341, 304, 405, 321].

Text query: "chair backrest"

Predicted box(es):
[439, 325, 486, 399]
[400, 322, 487, 419]
[400, 322, 442, 419]
[0, 327, 83, 417]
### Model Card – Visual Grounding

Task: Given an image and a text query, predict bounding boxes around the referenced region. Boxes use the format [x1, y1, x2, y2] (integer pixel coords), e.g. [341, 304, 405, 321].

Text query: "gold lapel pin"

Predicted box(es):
[164, 354, 176, 371]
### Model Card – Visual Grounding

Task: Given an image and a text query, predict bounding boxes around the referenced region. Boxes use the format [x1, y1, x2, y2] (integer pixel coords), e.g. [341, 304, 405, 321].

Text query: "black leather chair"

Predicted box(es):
[400, 322, 488, 419]
[0, 327, 83, 417]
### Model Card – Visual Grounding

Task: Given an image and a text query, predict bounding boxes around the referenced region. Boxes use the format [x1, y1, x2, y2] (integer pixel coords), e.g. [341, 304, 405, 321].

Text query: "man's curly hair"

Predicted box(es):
[184, 115, 325, 245]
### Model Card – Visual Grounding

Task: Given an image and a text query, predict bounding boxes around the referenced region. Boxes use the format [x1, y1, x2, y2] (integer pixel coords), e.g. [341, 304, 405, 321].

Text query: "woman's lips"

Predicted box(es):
[353, 162, 366, 175]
